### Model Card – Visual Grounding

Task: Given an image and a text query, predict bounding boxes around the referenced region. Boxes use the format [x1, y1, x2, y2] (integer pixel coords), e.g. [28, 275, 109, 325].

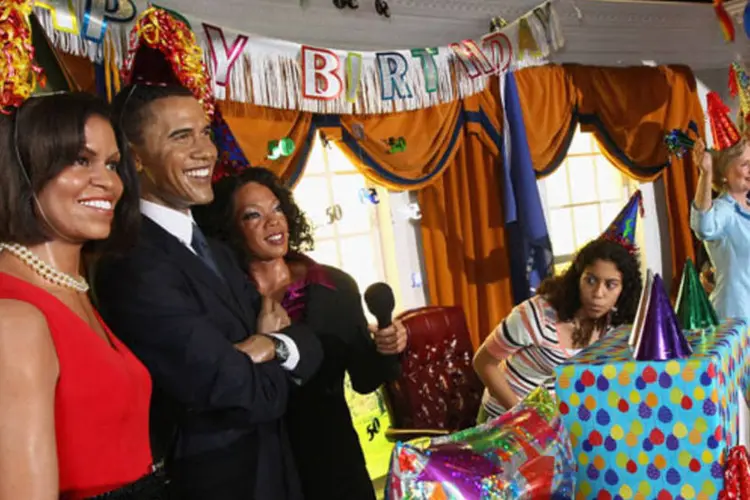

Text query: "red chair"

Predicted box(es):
[382, 306, 484, 441]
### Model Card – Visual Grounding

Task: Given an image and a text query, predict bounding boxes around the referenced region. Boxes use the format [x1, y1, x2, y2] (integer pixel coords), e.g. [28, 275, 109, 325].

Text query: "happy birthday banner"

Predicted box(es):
[32, 0, 564, 114]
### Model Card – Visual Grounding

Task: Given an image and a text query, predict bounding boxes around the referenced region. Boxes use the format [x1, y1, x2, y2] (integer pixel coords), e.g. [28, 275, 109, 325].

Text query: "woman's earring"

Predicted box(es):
[135, 159, 144, 173]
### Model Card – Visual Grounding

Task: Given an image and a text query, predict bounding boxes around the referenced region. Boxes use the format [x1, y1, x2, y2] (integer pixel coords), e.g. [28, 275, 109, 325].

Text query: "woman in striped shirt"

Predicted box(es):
[473, 238, 642, 420]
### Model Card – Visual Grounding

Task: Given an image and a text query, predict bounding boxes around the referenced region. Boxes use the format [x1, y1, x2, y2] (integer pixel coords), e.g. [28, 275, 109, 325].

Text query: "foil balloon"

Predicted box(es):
[719, 446, 750, 500]
[385, 387, 575, 499]
[675, 258, 720, 331]
[267, 138, 295, 160]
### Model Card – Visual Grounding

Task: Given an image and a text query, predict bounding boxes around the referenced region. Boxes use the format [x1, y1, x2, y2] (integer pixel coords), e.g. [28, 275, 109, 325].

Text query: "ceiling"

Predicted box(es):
[155, 0, 748, 71]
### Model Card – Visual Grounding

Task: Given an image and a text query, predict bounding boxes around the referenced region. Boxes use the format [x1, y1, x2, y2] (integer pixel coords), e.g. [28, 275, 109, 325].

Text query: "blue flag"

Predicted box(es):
[501, 73, 554, 304]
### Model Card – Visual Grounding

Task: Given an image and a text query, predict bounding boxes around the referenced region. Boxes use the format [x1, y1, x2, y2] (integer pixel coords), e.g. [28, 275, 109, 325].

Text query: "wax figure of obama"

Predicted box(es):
[94, 8, 322, 500]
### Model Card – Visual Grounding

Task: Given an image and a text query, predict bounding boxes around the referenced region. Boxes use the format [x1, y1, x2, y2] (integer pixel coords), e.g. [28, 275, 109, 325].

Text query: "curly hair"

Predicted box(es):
[537, 238, 642, 348]
[193, 167, 314, 263]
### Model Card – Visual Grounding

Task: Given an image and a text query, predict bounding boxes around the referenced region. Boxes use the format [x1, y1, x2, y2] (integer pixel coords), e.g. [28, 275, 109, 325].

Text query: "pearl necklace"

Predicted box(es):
[0, 242, 89, 293]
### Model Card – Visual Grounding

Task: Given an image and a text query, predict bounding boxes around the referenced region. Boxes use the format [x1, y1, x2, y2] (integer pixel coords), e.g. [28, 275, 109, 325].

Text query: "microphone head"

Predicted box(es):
[364, 282, 395, 326]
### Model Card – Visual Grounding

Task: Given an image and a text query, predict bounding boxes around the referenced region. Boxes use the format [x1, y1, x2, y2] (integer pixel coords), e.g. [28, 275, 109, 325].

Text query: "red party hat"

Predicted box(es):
[121, 7, 214, 118]
[707, 91, 741, 151]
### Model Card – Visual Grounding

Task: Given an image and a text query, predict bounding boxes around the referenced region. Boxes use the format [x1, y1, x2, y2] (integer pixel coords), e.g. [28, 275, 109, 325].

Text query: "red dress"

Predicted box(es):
[0, 273, 153, 499]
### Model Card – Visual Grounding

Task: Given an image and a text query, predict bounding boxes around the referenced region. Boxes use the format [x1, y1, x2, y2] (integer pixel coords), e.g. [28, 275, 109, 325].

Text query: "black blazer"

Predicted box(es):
[284, 265, 401, 500]
[94, 217, 323, 500]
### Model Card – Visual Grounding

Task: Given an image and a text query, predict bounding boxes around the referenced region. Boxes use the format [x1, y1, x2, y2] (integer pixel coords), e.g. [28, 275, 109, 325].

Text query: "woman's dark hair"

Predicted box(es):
[111, 84, 195, 146]
[0, 92, 140, 254]
[538, 238, 642, 347]
[193, 167, 314, 263]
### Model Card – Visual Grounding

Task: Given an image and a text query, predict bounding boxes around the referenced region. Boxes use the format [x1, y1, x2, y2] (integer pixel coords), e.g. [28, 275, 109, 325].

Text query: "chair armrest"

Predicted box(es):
[385, 427, 451, 443]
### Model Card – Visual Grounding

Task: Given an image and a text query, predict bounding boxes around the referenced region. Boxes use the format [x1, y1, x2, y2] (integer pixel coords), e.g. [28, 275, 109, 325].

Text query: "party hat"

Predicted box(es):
[121, 7, 251, 182]
[600, 190, 643, 253]
[729, 63, 750, 127]
[707, 91, 741, 150]
[675, 258, 720, 330]
[211, 107, 251, 182]
[0, 0, 45, 113]
[121, 7, 214, 117]
[634, 273, 692, 361]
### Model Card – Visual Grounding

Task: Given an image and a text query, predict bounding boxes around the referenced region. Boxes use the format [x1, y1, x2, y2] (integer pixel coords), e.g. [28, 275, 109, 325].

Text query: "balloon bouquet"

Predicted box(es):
[386, 387, 575, 499]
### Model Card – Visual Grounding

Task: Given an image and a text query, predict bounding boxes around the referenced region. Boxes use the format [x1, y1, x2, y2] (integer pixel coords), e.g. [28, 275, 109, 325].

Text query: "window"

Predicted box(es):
[292, 131, 398, 481]
[537, 127, 642, 274]
[292, 131, 400, 313]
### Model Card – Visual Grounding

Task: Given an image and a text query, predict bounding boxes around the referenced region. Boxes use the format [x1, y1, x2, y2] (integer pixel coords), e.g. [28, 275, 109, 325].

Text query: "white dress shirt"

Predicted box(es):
[140, 199, 300, 371]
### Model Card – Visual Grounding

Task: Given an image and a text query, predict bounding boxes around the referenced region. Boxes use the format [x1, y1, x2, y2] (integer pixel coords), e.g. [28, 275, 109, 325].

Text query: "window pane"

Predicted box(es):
[567, 156, 598, 204]
[331, 174, 373, 236]
[543, 164, 570, 208]
[554, 261, 571, 275]
[600, 201, 623, 230]
[595, 160, 624, 201]
[340, 234, 381, 293]
[549, 208, 575, 256]
[572, 204, 601, 248]
[567, 128, 594, 155]
[293, 176, 335, 239]
[329, 142, 358, 173]
[304, 134, 326, 175]
[307, 239, 340, 268]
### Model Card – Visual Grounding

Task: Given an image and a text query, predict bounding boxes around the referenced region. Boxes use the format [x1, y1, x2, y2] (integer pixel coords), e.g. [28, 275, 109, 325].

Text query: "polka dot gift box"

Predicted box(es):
[554, 320, 750, 500]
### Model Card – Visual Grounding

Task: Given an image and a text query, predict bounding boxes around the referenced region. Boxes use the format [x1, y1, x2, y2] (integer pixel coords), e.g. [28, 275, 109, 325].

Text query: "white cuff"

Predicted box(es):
[267, 333, 300, 371]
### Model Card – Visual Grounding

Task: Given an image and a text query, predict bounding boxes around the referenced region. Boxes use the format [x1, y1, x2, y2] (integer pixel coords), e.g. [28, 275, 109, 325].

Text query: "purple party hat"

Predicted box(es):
[211, 107, 251, 183]
[601, 190, 644, 254]
[634, 273, 692, 361]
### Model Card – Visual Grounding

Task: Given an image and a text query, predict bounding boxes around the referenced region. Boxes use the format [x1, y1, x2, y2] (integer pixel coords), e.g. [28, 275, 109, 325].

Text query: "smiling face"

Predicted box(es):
[233, 181, 290, 261]
[578, 259, 624, 320]
[35, 115, 124, 243]
[133, 96, 217, 211]
[724, 143, 750, 195]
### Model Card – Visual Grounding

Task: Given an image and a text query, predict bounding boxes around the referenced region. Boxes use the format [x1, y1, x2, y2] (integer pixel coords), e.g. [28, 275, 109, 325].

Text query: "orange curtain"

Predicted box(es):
[416, 82, 510, 348]
[221, 103, 313, 181]
[515, 64, 703, 291]
[418, 130, 511, 348]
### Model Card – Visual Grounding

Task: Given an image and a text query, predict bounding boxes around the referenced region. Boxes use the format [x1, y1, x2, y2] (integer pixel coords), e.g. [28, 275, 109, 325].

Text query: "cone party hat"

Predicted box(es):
[729, 63, 750, 128]
[600, 190, 643, 253]
[675, 258, 720, 330]
[121, 7, 250, 182]
[707, 91, 741, 151]
[634, 273, 692, 361]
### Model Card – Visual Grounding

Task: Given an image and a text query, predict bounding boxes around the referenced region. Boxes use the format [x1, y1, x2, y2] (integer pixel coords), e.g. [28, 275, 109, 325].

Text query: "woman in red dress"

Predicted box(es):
[0, 92, 161, 499]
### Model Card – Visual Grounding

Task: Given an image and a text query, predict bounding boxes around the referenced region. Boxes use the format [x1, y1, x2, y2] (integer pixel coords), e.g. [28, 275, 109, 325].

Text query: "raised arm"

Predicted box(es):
[691, 138, 733, 240]
[95, 257, 290, 427]
[0, 300, 59, 500]
[473, 300, 534, 410]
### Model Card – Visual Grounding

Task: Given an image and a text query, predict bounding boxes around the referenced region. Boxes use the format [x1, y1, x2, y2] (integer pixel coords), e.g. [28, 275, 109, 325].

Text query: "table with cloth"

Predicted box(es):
[554, 319, 750, 500]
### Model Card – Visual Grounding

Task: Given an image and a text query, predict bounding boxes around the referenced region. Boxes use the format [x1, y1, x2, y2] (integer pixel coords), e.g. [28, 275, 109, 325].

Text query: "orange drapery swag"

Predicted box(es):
[514, 64, 702, 293]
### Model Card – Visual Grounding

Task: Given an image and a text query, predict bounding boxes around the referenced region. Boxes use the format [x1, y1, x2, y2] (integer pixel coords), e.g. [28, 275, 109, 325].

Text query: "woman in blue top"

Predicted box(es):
[690, 132, 750, 319]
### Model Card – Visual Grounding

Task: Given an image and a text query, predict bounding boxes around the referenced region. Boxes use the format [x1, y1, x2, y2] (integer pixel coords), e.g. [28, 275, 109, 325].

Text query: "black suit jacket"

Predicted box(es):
[94, 217, 322, 500]
[284, 265, 401, 500]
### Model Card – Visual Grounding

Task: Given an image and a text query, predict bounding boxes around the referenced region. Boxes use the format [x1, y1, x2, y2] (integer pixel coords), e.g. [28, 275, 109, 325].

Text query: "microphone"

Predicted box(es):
[364, 282, 395, 329]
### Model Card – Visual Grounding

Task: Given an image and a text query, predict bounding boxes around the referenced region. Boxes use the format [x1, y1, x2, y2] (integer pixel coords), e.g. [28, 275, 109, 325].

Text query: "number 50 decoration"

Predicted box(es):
[325, 204, 343, 225]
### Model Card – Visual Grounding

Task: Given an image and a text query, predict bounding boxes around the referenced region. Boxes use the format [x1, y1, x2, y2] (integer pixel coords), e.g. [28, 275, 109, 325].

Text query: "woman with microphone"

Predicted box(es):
[194, 166, 407, 500]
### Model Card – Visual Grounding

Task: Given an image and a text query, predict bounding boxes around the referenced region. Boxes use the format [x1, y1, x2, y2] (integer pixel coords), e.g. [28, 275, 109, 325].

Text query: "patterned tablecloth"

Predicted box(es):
[554, 319, 750, 500]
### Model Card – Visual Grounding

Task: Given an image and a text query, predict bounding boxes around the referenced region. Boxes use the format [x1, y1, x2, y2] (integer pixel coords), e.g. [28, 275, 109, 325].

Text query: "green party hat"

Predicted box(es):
[675, 258, 720, 330]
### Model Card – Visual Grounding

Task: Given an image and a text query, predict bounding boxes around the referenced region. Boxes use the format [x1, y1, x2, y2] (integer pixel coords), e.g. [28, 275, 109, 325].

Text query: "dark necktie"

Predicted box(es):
[190, 224, 223, 280]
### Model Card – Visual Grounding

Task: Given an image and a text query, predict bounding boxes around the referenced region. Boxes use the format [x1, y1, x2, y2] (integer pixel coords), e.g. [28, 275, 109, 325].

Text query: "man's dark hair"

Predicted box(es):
[0, 92, 140, 254]
[111, 84, 195, 146]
